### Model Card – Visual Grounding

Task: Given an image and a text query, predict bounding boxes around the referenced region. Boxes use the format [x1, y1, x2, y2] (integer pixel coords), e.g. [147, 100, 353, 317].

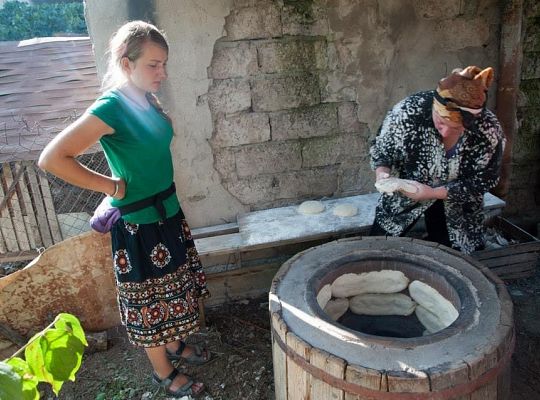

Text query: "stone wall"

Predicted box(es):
[207, 2, 370, 208]
[507, 0, 540, 231]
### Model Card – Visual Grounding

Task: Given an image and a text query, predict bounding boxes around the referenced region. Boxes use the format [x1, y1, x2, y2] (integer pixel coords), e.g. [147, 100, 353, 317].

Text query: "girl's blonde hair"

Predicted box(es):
[102, 20, 171, 123]
[102, 20, 169, 92]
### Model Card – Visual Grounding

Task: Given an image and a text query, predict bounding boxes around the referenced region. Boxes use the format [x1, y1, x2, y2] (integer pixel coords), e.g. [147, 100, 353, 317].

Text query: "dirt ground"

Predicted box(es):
[39, 267, 540, 400]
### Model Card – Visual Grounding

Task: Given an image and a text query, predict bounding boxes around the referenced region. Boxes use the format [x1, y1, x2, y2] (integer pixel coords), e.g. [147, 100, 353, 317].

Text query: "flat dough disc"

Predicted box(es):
[298, 200, 325, 215]
[333, 203, 358, 217]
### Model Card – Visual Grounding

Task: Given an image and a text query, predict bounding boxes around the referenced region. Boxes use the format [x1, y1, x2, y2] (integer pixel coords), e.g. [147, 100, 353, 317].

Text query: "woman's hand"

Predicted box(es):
[375, 166, 391, 182]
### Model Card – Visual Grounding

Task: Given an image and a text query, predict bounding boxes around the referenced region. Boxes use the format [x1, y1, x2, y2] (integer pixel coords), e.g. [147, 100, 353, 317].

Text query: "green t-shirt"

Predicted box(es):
[88, 90, 179, 224]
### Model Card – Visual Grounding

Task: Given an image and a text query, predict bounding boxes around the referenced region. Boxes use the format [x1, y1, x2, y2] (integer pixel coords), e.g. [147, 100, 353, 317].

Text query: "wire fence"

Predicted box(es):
[0, 152, 109, 264]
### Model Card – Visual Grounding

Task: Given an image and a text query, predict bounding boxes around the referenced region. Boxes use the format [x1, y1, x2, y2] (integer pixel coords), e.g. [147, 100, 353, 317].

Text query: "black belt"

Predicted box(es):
[118, 183, 176, 221]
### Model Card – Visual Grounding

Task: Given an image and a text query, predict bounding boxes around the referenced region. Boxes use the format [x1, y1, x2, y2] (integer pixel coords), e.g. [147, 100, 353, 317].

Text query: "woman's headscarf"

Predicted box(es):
[433, 66, 494, 126]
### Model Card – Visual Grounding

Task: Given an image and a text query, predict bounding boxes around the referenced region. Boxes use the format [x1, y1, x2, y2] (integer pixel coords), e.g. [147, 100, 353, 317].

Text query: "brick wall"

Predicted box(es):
[507, 0, 540, 231]
[207, 0, 370, 209]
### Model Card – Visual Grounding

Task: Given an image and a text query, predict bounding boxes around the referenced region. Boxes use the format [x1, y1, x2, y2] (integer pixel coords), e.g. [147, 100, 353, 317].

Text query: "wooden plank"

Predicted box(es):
[19, 161, 41, 249]
[345, 364, 385, 400]
[0, 172, 20, 252]
[310, 348, 345, 400]
[38, 172, 62, 243]
[386, 370, 430, 393]
[473, 242, 540, 260]
[25, 166, 53, 248]
[496, 270, 536, 280]
[3, 163, 30, 250]
[480, 251, 537, 268]
[271, 313, 288, 400]
[286, 332, 312, 400]
[427, 361, 470, 400]
[238, 194, 380, 248]
[204, 262, 280, 307]
[238, 192, 504, 250]
[489, 216, 539, 241]
[0, 324, 26, 347]
[0, 250, 39, 263]
[191, 222, 238, 239]
[0, 225, 6, 253]
[490, 259, 537, 274]
[195, 233, 242, 258]
[466, 344, 498, 400]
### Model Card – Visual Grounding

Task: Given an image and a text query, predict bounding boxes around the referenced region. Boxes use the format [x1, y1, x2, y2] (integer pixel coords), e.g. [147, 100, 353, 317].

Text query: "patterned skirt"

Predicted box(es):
[110, 209, 210, 347]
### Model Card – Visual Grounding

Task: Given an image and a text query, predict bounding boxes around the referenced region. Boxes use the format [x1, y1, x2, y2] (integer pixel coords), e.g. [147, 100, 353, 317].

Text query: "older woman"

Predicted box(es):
[370, 66, 505, 254]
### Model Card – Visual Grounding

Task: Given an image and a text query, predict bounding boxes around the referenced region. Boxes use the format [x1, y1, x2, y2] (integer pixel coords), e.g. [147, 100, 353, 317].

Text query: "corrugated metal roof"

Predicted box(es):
[0, 37, 100, 162]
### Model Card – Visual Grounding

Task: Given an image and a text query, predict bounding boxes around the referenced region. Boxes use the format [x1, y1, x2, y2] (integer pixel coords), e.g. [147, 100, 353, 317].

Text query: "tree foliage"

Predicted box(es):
[0, 313, 87, 400]
[0, 1, 87, 41]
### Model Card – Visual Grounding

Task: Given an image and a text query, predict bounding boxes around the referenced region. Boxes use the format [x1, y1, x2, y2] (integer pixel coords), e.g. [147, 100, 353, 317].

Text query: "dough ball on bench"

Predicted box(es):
[298, 200, 325, 215]
[332, 203, 358, 217]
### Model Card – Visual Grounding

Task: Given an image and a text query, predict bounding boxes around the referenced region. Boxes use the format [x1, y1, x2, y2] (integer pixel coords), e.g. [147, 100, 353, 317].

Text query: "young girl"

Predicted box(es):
[39, 21, 210, 398]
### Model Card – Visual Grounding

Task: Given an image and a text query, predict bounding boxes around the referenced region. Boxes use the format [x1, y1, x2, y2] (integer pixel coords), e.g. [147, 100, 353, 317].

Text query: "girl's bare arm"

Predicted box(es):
[38, 113, 125, 199]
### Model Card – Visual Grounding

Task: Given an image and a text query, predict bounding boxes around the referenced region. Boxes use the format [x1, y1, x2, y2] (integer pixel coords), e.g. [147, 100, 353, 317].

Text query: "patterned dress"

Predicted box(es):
[370, 91, 504, 254]
[111, 210, 209, 347]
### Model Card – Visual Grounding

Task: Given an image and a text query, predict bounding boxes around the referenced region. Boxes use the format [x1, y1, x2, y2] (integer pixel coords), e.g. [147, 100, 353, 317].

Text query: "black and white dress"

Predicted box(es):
[370, 91, 505, 254]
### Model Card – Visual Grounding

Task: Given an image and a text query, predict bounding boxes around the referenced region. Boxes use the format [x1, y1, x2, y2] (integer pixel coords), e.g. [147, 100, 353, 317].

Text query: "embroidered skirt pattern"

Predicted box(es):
[110, 209, 210, 347]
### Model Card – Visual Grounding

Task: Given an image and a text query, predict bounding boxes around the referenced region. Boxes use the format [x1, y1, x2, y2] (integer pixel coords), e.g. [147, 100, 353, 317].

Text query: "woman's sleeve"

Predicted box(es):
[370, 103, 405, 170]
[87, 95, 120, 130]
[446, 121, 505, 202]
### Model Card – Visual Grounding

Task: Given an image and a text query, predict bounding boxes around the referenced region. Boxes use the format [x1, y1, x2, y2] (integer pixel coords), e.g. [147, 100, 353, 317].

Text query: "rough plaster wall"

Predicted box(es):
[154, 0, 245, 227]
[508, 0, 540, 230]
[324, 0, 500, 130]
[84, 1, 129, 79]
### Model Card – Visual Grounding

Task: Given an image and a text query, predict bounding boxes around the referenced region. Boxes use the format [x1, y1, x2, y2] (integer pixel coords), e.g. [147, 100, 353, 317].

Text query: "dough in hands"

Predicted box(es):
[408, 280, 459, 327]
[333, 203, 358, 217]
[349, 293, 416, 316]
[324, 298, 349, 321]
[298, 200, 325, 215]
[331, 270, 409, 298]
[375, 177, 418, 195]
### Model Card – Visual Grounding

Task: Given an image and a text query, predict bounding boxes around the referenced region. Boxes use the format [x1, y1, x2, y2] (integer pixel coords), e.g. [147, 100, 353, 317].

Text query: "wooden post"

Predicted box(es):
[3, 163, 30, 251]
[38, 172, 62, 243]
[0, 170, 19, 252]
[26, 166, 53, 248]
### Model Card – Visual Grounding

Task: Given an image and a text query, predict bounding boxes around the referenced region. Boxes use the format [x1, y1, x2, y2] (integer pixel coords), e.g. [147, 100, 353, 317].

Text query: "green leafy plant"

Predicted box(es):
[0, 1, 87, 41]
[0, 313, 87, 400]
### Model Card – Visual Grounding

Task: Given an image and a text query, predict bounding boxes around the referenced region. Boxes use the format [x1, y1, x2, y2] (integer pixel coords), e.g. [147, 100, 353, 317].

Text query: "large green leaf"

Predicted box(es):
[53, 313, 88, 346]
[0, 361, 24, 400]
[6, 358, 38, 400]
[5, 313, 87, 398]
[25, 336, 53, 385]
[43, 328, 85, 381]
[40, 327, 85, 395]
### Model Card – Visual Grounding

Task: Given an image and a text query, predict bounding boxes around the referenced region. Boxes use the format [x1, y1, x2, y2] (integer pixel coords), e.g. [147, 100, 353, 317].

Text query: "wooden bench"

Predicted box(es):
[195, 192, 506, 305]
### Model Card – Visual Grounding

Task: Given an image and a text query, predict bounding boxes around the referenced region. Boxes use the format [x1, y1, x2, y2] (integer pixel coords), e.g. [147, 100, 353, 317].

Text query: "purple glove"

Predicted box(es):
[90, 198, 121, 233]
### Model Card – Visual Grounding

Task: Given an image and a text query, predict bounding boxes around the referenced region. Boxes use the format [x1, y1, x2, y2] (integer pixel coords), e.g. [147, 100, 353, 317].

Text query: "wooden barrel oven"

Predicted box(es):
[269, 237, 514, 399]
